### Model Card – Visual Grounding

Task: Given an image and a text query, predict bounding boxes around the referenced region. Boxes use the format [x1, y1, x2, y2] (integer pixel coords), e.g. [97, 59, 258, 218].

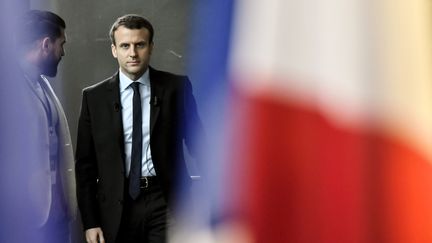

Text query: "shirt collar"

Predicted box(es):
[119, 68, 150, 92]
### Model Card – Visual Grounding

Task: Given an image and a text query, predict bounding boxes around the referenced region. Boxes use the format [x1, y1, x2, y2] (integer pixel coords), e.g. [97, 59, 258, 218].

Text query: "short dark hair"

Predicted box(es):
[16, 10, 65, 47]
[109, 14, 154, 45]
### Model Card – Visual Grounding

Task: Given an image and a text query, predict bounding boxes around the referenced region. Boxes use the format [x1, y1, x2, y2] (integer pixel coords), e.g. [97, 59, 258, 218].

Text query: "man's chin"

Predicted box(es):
[42, 56, 60, 77]
[129, 62, 149, 70]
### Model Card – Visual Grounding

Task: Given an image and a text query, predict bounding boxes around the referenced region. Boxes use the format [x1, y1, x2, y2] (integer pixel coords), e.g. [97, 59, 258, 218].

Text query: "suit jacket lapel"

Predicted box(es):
[39, 76, 77, 219]
[149, 67, 163, 136]
[107, 72, 125, 157]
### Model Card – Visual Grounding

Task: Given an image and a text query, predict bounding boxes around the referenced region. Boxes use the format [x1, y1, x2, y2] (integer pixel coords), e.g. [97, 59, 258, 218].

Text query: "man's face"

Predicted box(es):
[111, 26, 153, 81]
[41, 29, 66, 77]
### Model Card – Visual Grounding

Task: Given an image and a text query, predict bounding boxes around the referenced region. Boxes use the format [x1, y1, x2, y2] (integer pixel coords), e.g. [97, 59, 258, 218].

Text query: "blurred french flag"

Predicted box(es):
[173, 0, 432, 242]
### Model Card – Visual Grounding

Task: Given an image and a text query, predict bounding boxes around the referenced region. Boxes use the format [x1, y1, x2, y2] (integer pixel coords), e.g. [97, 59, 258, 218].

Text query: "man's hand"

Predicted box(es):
[85, 227, 105, 243]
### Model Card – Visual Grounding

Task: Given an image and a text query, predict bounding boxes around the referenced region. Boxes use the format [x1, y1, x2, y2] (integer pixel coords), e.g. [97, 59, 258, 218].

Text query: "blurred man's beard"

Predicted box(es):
[41, 52, 60, 77]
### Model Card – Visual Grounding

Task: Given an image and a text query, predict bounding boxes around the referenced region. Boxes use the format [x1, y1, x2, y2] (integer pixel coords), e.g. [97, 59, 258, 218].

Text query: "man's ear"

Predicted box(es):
[41, 37, 52, 52]
[111, 44, 117, 58]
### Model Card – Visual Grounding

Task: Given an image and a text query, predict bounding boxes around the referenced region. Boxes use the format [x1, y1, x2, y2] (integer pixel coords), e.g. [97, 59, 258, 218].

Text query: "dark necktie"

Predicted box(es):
[129, 82, 142, 199]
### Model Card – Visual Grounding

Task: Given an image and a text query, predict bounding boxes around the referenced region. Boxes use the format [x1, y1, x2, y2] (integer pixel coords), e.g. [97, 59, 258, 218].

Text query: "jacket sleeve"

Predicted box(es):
[75, 89, 100, 230]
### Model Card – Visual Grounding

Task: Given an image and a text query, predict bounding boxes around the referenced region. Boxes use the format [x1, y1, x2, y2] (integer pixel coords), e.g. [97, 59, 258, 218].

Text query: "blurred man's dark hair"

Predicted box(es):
[16, 10, 66, 48]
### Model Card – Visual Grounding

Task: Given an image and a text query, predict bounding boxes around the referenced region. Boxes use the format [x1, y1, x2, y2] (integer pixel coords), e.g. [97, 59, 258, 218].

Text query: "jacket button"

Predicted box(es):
[118, 199, 123, 205]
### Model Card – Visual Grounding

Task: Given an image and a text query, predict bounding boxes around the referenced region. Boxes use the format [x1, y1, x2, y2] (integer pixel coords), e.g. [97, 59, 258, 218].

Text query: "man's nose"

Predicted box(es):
[129, 46, 137, 57]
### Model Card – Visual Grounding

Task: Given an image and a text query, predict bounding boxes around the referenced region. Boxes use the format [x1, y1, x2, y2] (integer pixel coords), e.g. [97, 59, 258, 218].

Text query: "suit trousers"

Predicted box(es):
[116, 181, 171, 243]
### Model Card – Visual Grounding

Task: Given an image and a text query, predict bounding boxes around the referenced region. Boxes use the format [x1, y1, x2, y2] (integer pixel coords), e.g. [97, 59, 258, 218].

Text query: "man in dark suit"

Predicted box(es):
[75, 14, 202, 243]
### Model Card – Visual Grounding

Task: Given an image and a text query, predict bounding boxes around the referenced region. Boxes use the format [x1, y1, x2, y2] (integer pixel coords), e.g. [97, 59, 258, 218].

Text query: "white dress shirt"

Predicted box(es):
[119, 69, 155, 176]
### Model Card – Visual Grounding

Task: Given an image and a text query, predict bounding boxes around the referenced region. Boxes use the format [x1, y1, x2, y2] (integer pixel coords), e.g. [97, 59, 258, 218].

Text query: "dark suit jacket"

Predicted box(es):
[75, 67, 201, 243]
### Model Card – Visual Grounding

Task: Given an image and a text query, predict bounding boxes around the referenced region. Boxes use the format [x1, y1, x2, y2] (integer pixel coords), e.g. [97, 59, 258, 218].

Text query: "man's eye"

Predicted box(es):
[136, 43, 145, 48]
[120, 44, 129, 49]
